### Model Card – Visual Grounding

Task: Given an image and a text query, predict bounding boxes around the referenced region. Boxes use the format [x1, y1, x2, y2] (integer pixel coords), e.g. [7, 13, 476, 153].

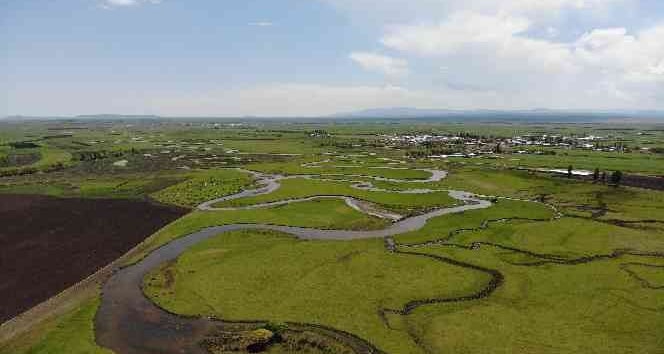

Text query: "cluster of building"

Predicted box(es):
[506, 134, 628, 152]
[380, 134, 627, 155]
[383, 134, 465, 144]
[380, 132, 634, 157]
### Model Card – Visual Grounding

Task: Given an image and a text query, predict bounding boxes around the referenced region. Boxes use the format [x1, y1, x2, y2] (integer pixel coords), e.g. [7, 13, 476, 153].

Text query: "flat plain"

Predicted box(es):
[0, 119, 662, 354]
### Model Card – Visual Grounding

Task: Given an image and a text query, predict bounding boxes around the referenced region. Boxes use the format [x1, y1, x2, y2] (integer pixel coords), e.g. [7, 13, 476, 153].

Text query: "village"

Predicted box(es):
[380, 132, 644, 158]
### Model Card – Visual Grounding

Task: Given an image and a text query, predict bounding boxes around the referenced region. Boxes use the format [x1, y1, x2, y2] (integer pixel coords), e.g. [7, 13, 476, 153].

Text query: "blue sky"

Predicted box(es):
[2, 0, 664, 116]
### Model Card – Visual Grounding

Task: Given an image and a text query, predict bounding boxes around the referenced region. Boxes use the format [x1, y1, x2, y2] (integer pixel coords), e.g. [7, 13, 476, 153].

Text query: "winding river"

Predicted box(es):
[95, 168, 493, 354]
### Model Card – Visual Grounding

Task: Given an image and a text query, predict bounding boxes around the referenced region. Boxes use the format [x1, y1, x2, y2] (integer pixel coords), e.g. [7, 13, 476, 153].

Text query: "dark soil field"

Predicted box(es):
[0, 194, 187, 323]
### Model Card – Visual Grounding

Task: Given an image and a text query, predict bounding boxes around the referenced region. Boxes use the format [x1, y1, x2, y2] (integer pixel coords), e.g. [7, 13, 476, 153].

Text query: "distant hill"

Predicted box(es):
[75, 114, 162, 120]
[0, 114, 163, 121]
[3, 109, 663, 122]
[332, 107, 462, 119]
[331, 108, 664, 122]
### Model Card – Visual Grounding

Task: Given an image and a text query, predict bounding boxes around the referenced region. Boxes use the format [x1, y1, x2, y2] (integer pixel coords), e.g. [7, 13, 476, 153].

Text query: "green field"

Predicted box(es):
[0, 172, 184, 199]
[143, 229, 490, 354]
[495, 150, 664, 175]
[151, 169, 254, 207]
[0, 297, 110, 354]
[403, 247, 664, 354]
[395, 198, 556, 244]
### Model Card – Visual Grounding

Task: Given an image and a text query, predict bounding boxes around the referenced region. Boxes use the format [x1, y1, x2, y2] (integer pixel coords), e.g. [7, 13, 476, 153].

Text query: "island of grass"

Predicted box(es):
[143, 229, 492, 354]
[211, 177, 457, 216]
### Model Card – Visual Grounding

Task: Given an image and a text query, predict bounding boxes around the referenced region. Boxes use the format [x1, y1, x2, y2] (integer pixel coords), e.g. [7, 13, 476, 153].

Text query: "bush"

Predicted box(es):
[610, 170, 623, 186]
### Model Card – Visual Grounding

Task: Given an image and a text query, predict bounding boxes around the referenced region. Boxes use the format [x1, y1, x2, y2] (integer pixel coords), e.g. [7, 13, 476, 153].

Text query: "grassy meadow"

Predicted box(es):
[151, 169, 254, 207]
[143, 229, 491, 354]
[0, 297, 109, 354]
[403, 247, 664, 354]
[1, 119, 662, 354]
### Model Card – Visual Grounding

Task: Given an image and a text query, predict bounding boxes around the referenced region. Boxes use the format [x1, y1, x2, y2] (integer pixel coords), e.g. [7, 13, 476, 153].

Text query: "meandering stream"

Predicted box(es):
[95, 169, 492, 354]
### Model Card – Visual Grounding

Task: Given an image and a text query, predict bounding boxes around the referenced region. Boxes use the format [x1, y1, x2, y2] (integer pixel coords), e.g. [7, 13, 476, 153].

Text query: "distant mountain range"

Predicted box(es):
[331, 107, 664, 121]
[3, 109, 663, 122]
[0, 114, 162, 121]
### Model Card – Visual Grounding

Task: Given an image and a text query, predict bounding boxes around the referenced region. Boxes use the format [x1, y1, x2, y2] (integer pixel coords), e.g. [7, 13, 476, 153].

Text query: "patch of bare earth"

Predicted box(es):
[0, 194, 187, 323]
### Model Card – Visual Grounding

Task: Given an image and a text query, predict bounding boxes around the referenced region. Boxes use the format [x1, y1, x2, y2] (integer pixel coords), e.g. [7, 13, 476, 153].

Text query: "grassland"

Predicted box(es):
[136, 162, 664, 353]
[151, 169, 254, 207]
[402, 247, 664, 354]
[142, 200, 664, 353]
[0, 146, 72, 176]
[395, 198, 555, 244]
[0, 172, 184, 199]
[454, 217, 664, 256]
[143, 229, 490, 354]
[436, 166, 664, 223]
[1, 119, 663, 354]
[482, 150, 664, 175]
[0, 297, 110, 354]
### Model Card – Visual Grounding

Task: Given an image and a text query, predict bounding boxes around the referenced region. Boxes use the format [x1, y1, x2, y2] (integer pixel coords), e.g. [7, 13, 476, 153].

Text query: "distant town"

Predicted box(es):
[382, 132, 658, 158]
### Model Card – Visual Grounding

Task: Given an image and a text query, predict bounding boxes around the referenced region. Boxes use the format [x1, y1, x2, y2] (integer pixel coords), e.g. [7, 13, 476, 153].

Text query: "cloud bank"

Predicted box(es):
[333, 0, 664, 110]
[349, 52, 409, 77]
[101, 0, 161, 8]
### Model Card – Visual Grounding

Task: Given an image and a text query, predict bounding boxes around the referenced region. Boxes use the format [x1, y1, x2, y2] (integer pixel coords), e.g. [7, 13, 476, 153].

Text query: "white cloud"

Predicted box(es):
[576, 27, 633, 51]
[374, 6, 664, 105]
[573, 26, 664, 85]
[105, 0, 137, 6]
[101, 0, 161, 8]
[381, 12, 532, 56]
[248, 22, 274, 27]
[381, 11, 577, 82]
[81, 0, 663, 112]
[349, 52, 409, 77]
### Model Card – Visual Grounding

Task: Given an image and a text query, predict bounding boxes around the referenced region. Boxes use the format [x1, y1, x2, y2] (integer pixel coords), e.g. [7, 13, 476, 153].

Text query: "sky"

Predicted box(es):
[2, 0, 664, 117]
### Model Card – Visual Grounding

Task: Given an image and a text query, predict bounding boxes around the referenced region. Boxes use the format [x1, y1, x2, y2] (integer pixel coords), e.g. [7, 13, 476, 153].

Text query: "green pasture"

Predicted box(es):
[402, 246, 664, 354]
[395, 198, 555, 244]
[0, 145, 72, 175]
[440, 167, 664, 222]
[455, 216, 664, 257]
[496, 150, 664, 175]
[0, 297, 110, 354]
[0, 172, 184, 199]
[143, 229, 491, 354]
[151, 169, 254, 207]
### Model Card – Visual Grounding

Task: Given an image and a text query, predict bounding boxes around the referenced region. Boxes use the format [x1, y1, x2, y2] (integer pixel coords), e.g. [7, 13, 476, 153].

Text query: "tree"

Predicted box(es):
[593, 168, 600, 181]
[611, 170, 623, 186]
[567, 165, 573, 178]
